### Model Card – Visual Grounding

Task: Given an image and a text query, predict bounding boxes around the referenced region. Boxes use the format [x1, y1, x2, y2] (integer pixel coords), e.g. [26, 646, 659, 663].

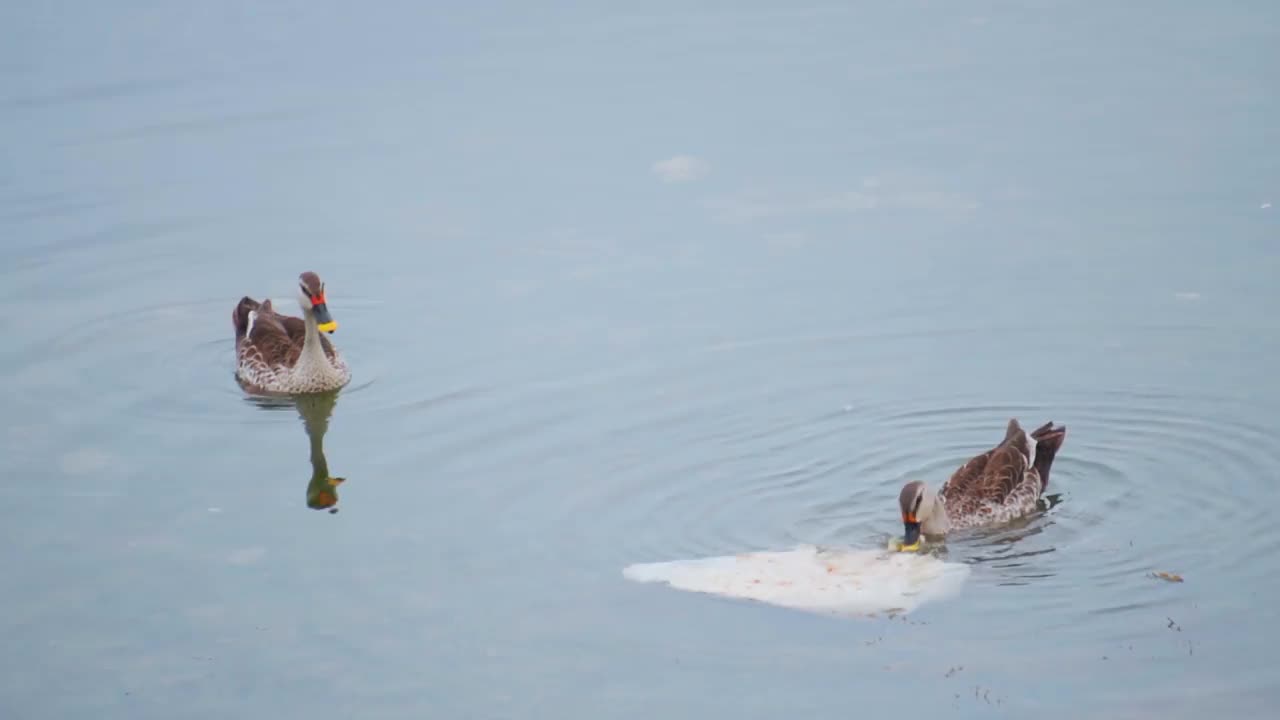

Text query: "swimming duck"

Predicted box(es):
[897, 419, 1067, 550]
[232, 271, 352, 395]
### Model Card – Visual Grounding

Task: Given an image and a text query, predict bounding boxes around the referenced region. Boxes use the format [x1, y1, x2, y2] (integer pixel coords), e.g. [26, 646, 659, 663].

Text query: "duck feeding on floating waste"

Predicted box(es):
[622, 418, 1066, 618]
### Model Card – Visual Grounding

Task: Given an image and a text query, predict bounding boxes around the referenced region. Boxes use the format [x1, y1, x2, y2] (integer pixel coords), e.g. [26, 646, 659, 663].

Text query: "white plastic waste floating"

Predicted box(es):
[623, 544, 969, 618]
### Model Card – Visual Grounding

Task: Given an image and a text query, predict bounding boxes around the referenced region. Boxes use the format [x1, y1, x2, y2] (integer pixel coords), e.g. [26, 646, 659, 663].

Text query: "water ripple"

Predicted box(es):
[504, 352, 1280, 628]
[12, 282, 1276, 637]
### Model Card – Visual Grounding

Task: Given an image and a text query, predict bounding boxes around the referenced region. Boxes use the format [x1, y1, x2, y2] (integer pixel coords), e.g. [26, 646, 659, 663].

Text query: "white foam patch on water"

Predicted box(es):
[623, 544, 970, 618]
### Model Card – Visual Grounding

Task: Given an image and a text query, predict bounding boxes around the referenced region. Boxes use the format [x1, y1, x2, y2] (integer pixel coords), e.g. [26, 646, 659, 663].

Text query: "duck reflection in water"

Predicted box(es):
[292, 390, 346, 513]
[244, 386, 350, 509]
[242, 387, 348, 511]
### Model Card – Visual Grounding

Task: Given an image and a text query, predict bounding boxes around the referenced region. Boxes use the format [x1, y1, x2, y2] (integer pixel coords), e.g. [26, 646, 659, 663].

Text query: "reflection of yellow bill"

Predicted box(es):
[308, 476, 345, 510]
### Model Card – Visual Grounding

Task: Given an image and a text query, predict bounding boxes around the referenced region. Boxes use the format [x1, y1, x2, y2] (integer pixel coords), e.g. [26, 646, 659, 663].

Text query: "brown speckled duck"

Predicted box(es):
[897, 419, 1067, 549]
[232, 271, 352, 395]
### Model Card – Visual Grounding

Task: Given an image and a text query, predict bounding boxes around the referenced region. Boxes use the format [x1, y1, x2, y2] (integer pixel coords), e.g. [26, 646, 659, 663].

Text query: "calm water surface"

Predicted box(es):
[3, 2, 1279, 718]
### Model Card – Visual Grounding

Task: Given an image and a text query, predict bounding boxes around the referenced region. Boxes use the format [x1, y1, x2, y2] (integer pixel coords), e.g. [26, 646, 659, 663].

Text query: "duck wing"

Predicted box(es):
[275, 313, 339, 360]
[238, 300, 303, 369]
[971, 442, 1031, 505]
[249, 299, 338, 361]
[233, 296, 260, 345]
[941, 418, 1033, 504]
[942, 446, 997, 500]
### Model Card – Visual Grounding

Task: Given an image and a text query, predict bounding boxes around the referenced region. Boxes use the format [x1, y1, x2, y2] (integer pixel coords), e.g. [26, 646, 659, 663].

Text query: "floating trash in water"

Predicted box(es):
[1151, 571, 1184, 583]
[623, 544, 970, 618]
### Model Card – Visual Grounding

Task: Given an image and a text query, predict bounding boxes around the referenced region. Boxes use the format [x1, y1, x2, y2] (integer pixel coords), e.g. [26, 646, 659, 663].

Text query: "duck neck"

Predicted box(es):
[299, 310, 328, 369]
[922, 488, 951, 534]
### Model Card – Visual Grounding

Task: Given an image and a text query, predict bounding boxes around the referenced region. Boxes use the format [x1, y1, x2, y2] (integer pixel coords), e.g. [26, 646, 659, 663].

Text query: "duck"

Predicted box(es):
[232, 271, 352, 395]
[896, 419, 1067, 551]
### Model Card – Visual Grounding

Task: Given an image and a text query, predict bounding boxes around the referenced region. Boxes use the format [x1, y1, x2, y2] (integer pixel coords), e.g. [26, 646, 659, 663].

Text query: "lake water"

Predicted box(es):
[3, 2, 1279, 718]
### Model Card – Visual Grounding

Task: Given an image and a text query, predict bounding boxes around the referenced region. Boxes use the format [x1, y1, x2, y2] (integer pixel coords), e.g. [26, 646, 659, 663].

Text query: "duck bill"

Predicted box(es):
[901, 519, 922, 551]
[312, 303, 338, 333]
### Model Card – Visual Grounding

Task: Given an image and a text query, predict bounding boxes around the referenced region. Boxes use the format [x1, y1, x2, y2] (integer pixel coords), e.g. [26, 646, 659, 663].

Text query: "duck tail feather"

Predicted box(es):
[1030, 423, 1067, 491]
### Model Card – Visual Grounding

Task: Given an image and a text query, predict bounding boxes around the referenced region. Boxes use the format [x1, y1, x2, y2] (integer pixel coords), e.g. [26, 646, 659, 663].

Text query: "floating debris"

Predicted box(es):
[622, 544, 969, 618]
[1151, 571, 1184, 583]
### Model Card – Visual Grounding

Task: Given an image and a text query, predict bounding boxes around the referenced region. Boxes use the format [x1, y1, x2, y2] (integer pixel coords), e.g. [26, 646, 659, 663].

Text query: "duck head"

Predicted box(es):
[296, 271, 337, 333]
[897, 480, 949, 551]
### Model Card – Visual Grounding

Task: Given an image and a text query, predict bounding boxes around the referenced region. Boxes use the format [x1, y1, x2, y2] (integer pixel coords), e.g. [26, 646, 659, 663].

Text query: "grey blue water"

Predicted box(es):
[3, 2, 1278, 718]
